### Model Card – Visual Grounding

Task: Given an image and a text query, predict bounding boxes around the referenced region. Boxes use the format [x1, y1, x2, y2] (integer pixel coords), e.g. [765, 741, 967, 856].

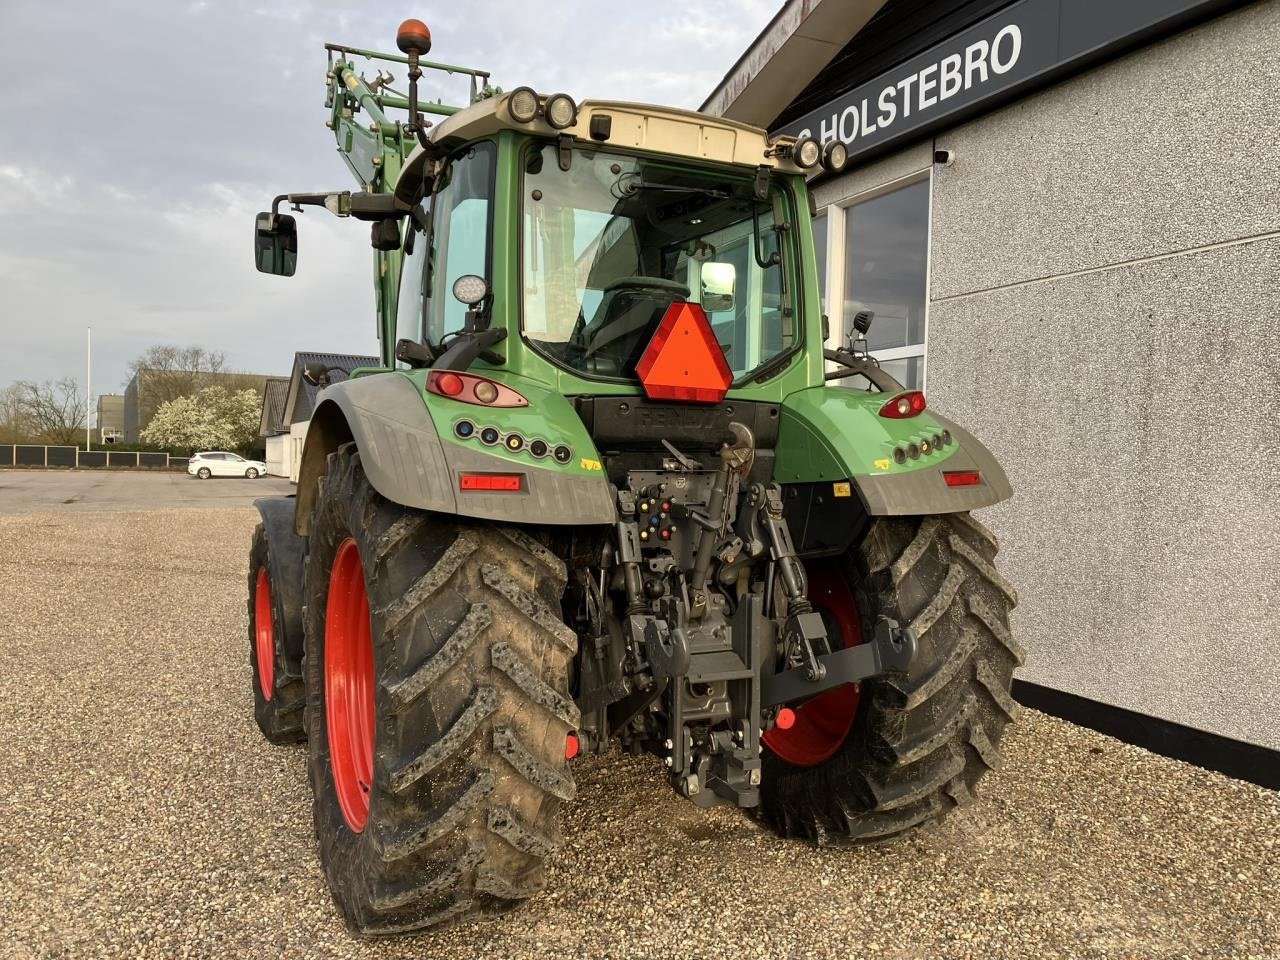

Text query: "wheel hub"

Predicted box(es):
[253, 568, 275, 701]
[324, 538, 376, 833]
[761, 560, 864, 767]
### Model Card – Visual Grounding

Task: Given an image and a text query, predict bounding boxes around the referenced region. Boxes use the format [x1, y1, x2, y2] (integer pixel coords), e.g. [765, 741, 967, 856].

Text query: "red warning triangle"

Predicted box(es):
[635, 302, 733, 404]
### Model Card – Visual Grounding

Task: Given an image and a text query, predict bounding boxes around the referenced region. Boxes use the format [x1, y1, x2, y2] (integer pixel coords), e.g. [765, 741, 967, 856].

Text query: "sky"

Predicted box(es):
[0, 0, 777, 413]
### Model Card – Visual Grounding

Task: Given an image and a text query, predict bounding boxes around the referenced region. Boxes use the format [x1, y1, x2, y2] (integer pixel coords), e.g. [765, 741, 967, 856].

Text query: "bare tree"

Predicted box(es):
[126, 344, 228, 407]
[0, 383, 35, 443]
[13, 378, 87, 445]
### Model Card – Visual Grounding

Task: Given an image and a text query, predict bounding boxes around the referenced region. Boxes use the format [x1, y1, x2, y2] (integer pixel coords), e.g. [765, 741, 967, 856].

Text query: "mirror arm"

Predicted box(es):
[271, 192, 333, 217]
[435, 328, 507, 372]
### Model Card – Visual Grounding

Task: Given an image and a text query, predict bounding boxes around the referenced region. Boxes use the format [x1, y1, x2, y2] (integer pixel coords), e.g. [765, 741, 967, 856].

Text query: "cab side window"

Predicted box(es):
[427, 141, 496, 344]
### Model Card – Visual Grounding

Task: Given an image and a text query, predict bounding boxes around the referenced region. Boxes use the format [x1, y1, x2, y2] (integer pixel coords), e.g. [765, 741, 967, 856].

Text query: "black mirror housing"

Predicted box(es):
[255, 212, 298, 276]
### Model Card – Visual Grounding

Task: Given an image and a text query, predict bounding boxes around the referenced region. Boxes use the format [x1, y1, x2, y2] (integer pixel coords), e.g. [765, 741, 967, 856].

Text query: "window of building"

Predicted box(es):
[812, 212, 828, 314]
[818, 175, 931, 390]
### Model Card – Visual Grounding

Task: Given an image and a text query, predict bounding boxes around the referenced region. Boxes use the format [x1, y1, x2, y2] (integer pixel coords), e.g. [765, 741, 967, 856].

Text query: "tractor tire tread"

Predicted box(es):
[303, 446, 576, 936]
[761, 512, 1017, 845]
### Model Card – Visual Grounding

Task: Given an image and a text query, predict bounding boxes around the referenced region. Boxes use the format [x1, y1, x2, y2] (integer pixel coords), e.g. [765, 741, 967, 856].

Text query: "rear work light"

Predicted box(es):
[943, 471, 982, 487]
[459, 473, 523, 492]
[427, 370, 528, 408]
[879, 391, 927, 418]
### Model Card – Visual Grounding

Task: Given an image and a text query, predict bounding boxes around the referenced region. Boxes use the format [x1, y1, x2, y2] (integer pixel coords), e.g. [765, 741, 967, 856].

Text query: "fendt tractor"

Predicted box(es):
[246, 19, 1022, 935]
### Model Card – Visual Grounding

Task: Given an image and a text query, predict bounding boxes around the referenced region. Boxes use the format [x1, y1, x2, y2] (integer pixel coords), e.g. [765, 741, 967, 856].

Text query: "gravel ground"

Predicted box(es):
[0, 507, 1276, 960]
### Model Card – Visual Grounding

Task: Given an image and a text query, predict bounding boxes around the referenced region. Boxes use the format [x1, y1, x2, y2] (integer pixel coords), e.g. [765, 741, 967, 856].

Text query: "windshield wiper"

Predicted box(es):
[612, 173, 732, 200]
[737, 346, 798, 386]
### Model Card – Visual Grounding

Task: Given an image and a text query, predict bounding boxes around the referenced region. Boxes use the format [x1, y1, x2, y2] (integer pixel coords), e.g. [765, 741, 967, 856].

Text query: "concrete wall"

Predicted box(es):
[922, 1, 1280, 747]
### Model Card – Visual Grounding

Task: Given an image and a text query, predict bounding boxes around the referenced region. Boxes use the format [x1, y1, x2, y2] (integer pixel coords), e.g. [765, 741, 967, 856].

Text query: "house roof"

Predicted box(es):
[257, 377, 291, 437]
[282, 352, 381, 426]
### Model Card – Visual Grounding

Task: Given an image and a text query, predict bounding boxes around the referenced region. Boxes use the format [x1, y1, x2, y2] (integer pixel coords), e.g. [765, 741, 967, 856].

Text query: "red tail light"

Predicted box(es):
[635, 302, 733, 404]
[943, 471, 981, 487]
[459, 473, 523, 492]
[879, 391, 927, 418]
[427, 370, 528, 408]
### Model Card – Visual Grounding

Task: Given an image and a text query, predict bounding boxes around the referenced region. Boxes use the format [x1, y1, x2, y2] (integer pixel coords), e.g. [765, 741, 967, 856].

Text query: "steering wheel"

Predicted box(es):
[601, 276, 691, 298]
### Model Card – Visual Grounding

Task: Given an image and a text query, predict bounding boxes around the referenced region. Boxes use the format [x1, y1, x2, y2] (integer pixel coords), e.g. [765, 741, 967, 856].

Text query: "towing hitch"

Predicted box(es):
[761, 615, 917, 708]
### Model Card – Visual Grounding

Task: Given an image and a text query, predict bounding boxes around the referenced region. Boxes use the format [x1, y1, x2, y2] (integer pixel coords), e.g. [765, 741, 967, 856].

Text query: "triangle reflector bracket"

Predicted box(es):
[635, 302, 733, 404]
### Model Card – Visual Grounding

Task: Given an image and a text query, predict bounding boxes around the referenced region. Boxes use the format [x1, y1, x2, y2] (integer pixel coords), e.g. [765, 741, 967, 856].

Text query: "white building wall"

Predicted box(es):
[265, 434, 288, 478]
[288, 421, 309, 483]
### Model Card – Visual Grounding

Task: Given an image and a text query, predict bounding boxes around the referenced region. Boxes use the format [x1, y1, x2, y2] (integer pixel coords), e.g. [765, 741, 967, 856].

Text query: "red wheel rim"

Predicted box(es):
[324, 538, 376, 833]
[254, 568, 275, 701]
[762, 560, 864, 767]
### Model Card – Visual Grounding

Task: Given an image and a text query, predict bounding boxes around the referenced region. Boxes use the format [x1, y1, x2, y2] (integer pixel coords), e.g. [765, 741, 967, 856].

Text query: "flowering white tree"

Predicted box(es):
[141, 386, 261, 451]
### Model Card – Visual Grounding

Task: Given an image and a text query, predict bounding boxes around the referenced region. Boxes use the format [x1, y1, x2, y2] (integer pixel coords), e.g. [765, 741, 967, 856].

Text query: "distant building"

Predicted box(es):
[263, 352, 379, 480]
[96, 394, 124, 444]
[123, 368, 276, 442]
[258, 377, 291, 476]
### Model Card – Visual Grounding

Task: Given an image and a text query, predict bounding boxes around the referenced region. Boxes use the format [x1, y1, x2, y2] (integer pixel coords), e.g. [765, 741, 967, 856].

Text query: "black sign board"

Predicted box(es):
[776, 0, 1239, 161]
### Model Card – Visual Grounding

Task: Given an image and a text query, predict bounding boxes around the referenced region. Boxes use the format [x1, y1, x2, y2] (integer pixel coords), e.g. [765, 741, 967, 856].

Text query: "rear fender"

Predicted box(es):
[776, 386, 1012, 516]
[294, 371, 615, 534]
[253, 495, 306, 665]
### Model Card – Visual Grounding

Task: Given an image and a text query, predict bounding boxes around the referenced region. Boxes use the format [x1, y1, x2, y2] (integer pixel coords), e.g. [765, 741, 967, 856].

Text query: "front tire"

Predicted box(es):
[760, 513, 1022, 842]
[303, 444, 579, 935]
[246, 467, 260, 479]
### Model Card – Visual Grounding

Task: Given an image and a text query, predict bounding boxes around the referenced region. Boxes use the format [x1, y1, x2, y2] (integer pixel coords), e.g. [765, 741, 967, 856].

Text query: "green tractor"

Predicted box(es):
[247, 19, 1021, 935]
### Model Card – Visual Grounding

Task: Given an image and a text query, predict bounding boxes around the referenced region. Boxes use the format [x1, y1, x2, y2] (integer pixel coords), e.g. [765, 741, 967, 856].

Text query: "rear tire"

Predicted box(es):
[760, 513, 1022, 842]
[197, 467, 211, 480]
[248, 523, 306, 744]
[303, 443, 579, 935]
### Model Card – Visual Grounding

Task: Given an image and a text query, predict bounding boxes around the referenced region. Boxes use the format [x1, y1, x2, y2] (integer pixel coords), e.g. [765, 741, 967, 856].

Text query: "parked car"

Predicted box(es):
[188, 451, 268, 480]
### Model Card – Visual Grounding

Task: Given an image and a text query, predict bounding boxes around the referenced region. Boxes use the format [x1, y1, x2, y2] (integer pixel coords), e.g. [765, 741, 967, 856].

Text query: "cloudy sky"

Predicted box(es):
[0, 0, 776, 410]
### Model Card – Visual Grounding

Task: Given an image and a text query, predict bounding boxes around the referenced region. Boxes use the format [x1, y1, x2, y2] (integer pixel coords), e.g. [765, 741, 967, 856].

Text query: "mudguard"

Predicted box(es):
[775, 386, 1012, 516]
[252, 495, 307, 665]
[293, 371, 616, 535]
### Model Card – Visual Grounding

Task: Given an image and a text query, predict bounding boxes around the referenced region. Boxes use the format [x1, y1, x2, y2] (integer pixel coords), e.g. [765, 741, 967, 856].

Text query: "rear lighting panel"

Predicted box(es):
[426, 370, 528, 408]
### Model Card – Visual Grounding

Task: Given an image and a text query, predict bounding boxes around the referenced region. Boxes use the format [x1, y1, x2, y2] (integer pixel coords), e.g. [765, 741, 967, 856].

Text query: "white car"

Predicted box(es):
[188, 451, 269, 480]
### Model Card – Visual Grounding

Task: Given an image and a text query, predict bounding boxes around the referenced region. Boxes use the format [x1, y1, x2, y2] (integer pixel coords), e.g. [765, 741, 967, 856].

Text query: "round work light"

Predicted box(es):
[793, 136, 821, 169]
[451, 274, 489, 306]
[821, 140, 849, 173]
[507, 86, 539, 123]
[544, 93, 577, 130]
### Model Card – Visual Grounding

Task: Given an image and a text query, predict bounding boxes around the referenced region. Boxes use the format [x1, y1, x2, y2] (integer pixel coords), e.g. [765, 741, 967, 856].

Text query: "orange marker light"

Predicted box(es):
[395, 18, 433, 55]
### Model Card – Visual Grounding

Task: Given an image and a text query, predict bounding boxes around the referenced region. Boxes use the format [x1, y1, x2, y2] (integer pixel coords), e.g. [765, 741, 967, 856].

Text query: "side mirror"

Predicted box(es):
[700, 261, 737, 314]
[254, 212, 297, 276]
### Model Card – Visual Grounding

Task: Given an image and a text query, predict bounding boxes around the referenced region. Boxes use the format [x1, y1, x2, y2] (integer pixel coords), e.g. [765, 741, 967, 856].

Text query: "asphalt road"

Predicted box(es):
[0, 468, 294, 514]
[0, 493, 1276, 959]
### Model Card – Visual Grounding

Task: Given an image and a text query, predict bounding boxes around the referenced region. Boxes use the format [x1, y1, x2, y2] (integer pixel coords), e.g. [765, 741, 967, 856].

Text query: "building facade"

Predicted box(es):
[123, 369, 275, 442]
[95, 394, 124, 444]
[706, 0, 1279, 749]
